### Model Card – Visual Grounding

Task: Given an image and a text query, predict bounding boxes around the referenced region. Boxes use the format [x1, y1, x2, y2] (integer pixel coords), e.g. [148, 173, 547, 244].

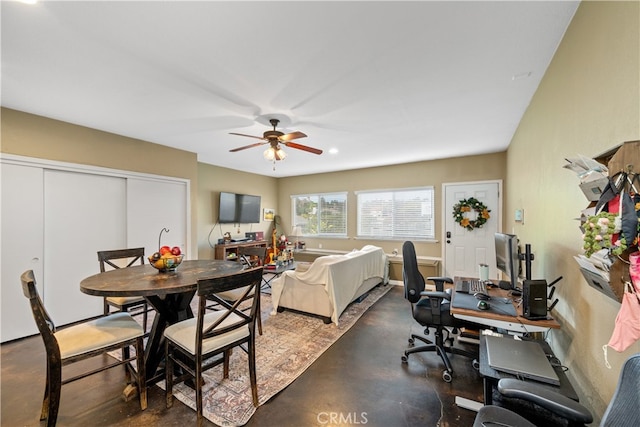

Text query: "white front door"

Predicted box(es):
[443, 181, 501, 280]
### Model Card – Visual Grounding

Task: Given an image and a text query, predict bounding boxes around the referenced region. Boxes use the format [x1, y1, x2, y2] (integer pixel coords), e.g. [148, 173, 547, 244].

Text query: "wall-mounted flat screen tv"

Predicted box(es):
[218, 192, 261, 224]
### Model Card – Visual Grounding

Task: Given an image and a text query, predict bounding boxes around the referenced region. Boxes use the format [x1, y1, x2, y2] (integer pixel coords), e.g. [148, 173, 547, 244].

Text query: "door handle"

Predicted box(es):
[446, 231, 451, 244]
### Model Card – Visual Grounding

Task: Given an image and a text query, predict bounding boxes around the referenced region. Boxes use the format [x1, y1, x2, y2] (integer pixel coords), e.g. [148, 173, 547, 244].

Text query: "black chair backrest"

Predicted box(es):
[402, 241, 425, 303]
[21, 270, 60, 357]
[195, 267, 264, 352]
[601, 353, 640, 425]
[97, 248, 145, 272]
[238, 246, 267, 267]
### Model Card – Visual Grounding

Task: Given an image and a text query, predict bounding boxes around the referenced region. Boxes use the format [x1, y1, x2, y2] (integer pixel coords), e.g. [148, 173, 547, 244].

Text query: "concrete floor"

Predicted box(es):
[1, 285, 484, 426]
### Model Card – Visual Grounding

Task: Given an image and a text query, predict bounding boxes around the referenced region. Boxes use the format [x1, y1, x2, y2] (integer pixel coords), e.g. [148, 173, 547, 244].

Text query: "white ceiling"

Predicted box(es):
[1, 1, 579, 178]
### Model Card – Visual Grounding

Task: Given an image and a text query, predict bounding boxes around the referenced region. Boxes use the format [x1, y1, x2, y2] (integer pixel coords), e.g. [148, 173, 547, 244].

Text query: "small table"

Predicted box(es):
[261, 262, 297, 291]
[80, 259, 242, 384]
[478, 334, 579, 405]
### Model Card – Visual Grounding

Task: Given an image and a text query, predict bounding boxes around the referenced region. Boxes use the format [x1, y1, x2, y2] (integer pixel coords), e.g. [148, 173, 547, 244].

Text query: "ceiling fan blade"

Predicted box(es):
[283, 142, 323, 155]
[278, 131, 307, 142]
[229, 142, 267, 152]
[229, 132, 266, 141]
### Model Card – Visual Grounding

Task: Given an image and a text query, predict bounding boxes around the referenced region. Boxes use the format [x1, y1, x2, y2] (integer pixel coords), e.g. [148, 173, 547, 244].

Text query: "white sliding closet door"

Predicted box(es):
[127, 178, 188, 259]
[44, 170, 127, 325]
[1, 163, 44, 342]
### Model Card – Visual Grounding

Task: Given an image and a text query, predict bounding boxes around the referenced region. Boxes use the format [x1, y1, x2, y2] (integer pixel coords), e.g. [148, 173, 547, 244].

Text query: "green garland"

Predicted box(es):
[582, 211, 627, 257]
[453, 197, 491, 231]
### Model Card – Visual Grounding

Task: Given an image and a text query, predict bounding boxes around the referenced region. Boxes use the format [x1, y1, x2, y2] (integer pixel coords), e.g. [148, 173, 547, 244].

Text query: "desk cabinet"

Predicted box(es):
[214, 241, 268, 261]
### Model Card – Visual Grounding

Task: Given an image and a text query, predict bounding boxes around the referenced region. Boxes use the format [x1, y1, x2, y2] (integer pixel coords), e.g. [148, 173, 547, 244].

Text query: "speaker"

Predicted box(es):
[523, 279, 548, 320]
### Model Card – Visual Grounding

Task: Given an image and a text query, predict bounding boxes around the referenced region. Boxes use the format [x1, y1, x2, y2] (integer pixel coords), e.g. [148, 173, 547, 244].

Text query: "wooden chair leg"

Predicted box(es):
[123, 345, 132, 383]
[135, 337, 147, 410]
[40, 359, 51, 421]
[257, 293, 263, 335]
[165, 343, 174, 409]
[196, 362, 204, 427]
[45, 358, 62, 427]
[249, 339, 258, 406]
[223, 349, 230, 378]
[142, 303, 148, 333]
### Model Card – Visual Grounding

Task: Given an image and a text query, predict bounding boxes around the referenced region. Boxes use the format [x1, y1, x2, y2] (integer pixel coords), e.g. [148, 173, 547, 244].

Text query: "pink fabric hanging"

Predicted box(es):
[607, 251, 640, 352]
[607, 281, 640, 352]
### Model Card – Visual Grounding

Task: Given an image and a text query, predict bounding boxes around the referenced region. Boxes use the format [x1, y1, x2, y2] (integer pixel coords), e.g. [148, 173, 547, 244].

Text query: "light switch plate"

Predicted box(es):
[515, 209, 524, 223]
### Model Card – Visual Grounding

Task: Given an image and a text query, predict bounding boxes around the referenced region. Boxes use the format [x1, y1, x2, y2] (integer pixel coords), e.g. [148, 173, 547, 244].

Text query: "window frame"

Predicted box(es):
[290, 191, 348, 238]
[355, 186, 435, 241]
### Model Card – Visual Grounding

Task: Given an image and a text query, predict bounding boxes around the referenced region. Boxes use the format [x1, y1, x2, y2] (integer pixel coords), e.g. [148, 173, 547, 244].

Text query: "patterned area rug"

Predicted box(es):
[155, 283, 391, 426]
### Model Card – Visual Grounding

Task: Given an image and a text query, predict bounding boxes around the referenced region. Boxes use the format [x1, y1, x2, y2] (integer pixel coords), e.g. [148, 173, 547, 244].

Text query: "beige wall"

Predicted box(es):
[505, 1, 639, 421]
[197, 164, 278, 259]
[277, 152, 507, 258]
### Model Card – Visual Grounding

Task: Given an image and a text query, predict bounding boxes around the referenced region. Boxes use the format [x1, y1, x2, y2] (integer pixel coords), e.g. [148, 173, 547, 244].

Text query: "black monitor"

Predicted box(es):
[494, 232, 520, 290]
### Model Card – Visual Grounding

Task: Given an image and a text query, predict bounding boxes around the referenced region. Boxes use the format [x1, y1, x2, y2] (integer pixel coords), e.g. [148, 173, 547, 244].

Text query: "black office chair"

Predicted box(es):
[474, 353, 640, 427]
[400, 241, 478, 382]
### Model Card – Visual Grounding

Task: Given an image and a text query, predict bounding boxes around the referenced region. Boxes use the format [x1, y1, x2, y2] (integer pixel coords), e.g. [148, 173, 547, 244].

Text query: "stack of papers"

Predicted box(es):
[564, 155, 609, 201]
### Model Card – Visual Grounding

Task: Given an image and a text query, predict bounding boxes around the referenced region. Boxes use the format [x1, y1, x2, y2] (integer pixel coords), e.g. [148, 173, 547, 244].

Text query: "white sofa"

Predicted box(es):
[270, 245, 388, 325]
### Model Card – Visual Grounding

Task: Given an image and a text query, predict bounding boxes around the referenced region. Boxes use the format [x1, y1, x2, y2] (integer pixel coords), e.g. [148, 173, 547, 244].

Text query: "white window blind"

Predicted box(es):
[357, 187, 434, 240]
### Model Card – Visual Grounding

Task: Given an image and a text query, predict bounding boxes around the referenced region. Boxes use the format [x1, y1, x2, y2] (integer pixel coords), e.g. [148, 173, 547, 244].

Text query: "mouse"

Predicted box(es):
[474, 292, 491, 301]
[477, 300, 490, 310]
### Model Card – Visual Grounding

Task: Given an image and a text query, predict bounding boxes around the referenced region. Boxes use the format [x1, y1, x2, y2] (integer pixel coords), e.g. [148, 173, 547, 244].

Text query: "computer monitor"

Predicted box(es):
[494, 232, 520, 290]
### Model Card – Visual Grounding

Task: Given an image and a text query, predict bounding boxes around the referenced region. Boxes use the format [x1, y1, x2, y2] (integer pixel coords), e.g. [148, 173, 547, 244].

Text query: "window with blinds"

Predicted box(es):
[356, 187, 434, 240]
[291, 192, 347, 237]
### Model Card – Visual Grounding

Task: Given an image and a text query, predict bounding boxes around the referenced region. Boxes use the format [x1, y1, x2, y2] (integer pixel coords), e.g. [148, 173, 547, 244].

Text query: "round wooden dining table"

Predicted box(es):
[80, 259, 242, 384]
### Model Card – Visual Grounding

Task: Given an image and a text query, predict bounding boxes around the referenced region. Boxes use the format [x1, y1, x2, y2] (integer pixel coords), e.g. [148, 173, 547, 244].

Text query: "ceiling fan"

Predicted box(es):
[229, 119, 323, 162]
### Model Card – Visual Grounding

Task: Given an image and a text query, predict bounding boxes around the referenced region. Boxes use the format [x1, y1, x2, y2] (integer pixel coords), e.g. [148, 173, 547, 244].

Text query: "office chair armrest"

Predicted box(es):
[497, 379, 593, 424]
[426, 276, 453, 284]
[420, 291, 451, 301]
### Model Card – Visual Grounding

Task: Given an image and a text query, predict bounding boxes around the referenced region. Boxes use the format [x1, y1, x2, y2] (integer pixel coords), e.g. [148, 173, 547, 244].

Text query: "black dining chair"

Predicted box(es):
[165, 267, 263, 427]
[21, 270, 147, 427]
[97, 247, 151, 333]
[208, 246, 267, 335]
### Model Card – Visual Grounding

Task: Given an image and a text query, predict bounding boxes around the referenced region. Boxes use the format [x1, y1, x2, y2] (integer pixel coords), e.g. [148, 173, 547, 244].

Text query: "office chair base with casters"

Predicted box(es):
[402, 325, 478, 383]
[401, 240, 479, 383]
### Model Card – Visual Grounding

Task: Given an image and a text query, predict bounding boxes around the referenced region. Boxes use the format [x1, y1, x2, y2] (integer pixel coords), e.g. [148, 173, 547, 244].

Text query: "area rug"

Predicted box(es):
[155, 283, 391, 426]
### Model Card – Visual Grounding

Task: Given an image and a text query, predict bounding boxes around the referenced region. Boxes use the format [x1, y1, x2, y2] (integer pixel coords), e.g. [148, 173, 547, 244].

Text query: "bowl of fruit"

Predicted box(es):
[149, 246, 183, 272]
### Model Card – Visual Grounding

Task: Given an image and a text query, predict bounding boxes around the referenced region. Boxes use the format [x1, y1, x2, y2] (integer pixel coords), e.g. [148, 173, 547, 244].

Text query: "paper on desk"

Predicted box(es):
[574, 255, 611, 281]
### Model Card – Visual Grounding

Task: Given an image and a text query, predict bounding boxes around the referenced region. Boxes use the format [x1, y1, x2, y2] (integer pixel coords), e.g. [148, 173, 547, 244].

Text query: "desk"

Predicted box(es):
[479, 334, 578, 405]
[451, 277, 560, 334]
[80, 259, 242, 383]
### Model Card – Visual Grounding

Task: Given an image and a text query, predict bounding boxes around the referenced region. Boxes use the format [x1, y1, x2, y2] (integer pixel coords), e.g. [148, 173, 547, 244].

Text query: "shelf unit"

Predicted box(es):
[578, 140, 640, 302]
[214, 240, 268, 262]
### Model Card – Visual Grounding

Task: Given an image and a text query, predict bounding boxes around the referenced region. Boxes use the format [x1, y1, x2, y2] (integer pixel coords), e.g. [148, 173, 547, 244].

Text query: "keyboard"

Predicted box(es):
[455, 279, 487, 294]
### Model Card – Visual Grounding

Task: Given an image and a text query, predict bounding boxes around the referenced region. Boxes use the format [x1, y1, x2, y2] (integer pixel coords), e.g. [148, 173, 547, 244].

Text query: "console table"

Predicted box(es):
[214, 240, 267, 261]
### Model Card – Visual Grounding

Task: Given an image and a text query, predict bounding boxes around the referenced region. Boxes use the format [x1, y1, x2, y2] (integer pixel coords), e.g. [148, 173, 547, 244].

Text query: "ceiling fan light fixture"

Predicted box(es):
[263, 146, 286, 162]
[263, 147, 275, 161]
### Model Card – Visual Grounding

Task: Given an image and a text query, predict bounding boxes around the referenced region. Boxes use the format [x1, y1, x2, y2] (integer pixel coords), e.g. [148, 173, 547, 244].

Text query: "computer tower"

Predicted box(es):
[523, 279, 548, 320]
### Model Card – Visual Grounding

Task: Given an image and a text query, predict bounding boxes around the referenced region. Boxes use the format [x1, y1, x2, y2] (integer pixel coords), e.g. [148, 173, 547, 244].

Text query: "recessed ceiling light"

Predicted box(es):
[329, 148, 339, 154]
